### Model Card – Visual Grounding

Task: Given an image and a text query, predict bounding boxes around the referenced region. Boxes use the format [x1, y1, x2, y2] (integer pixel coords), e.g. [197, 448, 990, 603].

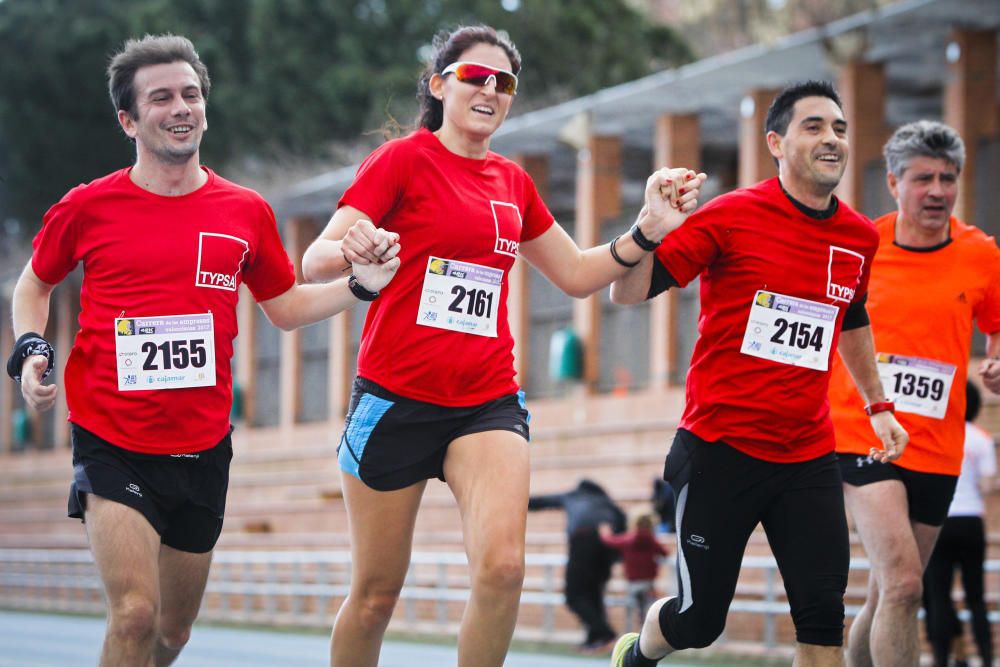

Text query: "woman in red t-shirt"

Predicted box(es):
[302, 24, 705, 666]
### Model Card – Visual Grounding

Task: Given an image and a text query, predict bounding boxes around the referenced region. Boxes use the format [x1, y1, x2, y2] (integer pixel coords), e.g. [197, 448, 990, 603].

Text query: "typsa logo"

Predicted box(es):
[196, 232, 249, 292]
[490, 201, 522, 257]
[116, 319, 135, 336]
[826, 246, 865, 303]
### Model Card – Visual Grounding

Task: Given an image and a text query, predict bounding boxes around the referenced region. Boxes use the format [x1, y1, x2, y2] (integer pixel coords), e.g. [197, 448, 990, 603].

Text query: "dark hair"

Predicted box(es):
[966, 380, 982, 423]
[883, 120, 965, 177]
[764, 80, 842, 136]
[416, 25, 521, 131]
[108, 34, 211, 119]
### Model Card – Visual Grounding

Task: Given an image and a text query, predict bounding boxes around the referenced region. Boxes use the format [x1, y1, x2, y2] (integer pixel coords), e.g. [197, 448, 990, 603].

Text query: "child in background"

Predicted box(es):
[601, 513, 670, 631]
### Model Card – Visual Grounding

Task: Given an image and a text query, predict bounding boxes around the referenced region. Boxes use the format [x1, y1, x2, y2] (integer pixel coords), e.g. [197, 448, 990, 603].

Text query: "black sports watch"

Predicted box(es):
[348, 274, 379, 302]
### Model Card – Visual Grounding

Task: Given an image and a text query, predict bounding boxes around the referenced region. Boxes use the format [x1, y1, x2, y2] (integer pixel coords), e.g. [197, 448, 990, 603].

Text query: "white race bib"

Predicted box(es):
[876, 353, 956, 420]
[416, 257, 503, 338]
[740, 290, 838, 371]
[115, 313, 216, 391]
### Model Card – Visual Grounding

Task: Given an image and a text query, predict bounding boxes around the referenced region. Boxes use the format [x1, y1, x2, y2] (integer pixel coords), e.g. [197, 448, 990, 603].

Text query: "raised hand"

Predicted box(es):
[641, 168, 707, 241]
[352, 232, 401, 293]
[342, 219, 400, 265]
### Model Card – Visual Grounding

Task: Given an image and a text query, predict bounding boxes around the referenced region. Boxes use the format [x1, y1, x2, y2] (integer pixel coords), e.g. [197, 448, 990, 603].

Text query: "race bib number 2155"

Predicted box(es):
[115, 313, 216, 391]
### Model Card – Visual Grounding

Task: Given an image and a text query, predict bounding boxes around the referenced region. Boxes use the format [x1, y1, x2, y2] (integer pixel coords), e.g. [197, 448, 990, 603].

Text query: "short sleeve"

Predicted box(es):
[338, 138, 411, 226]
[242, 202, 297, 303]
[974, 243, 1000, 334]
[653, 200, 727, 288]
[519, 170, 555, 242]
[31, 192, 84, 285]
[851, 219, 880, 306]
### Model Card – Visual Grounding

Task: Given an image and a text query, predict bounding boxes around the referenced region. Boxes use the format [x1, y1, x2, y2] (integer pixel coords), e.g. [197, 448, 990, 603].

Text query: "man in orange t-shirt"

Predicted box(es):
[828, 120, 1000, 667]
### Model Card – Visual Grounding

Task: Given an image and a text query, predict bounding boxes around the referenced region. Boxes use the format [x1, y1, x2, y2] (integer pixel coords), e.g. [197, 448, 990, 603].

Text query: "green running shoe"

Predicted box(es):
[610, 632, 640, 667]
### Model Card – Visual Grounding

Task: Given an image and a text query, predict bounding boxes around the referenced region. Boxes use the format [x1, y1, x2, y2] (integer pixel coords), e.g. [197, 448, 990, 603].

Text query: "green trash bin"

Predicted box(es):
[12, 408, 31, 447]
[548, 327, 583, 382]
[231, 383, 244, 420]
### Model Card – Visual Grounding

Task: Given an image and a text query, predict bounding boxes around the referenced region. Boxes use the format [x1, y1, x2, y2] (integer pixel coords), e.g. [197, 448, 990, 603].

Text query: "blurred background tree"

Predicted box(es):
[0, 0, 692, 235]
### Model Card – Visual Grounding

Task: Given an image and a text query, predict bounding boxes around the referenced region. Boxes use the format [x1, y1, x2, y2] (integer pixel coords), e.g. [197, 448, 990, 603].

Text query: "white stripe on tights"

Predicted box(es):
[675, 483, 694, 613]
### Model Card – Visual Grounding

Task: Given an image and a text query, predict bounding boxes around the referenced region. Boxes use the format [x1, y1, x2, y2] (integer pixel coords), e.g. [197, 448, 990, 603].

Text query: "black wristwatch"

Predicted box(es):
[348, 274, 379, 302]
[630, 223, 659, 252]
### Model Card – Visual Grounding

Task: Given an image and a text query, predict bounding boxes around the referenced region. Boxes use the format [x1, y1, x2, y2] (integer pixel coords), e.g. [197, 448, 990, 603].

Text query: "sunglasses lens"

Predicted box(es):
[454, 64, 517, 95]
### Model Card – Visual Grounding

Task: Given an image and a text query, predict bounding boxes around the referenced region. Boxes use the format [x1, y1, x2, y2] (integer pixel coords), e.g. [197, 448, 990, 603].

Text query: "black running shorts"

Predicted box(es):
[68, 423, 233, 553]
[838, 453, 957, 526]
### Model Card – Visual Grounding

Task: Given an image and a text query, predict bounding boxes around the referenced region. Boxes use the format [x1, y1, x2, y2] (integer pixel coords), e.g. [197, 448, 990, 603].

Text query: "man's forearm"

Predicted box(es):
[12, 263, 55, 338]
[837, 326, 887, 405]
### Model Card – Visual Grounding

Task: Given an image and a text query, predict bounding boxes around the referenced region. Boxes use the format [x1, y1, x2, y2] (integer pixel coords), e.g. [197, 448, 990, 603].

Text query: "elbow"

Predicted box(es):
[300, 250, 320, 284]
[263, 308, 299, 332]
[566, 285, 595, 300]
[609, 286, 642, 306]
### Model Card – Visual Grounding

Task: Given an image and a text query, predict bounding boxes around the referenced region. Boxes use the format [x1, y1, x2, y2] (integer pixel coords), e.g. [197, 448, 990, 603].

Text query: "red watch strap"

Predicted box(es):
[865, 401, 895, 416]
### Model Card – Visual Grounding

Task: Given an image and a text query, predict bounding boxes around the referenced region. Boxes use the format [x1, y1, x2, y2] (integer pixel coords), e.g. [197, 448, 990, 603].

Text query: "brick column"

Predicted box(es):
[52, 283, 74, 448]
[837, 62, 887, 212]
[327, 310, 353, 420]
[509, 153, 549, 389]
[236, 284, 257, 425]
[278, 217, 315, 429]
[739, 88, 779, 187]
[651, 113, 701, 390]
[944, 29, 998, 226]
[0, 301, 13, 453]
[573, 135, 621, 391]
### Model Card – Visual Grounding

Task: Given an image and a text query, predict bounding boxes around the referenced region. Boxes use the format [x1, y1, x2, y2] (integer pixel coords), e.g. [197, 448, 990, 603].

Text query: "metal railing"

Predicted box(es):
[1, 549, 998, 649]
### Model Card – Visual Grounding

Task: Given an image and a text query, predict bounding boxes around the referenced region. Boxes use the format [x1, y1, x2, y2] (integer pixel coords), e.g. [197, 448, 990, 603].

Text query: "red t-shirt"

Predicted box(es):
[32, 168, 296, 454]
[339, 129, 554, 406]
[829, 214, 1000, 475]
[655, 177, 878, 462]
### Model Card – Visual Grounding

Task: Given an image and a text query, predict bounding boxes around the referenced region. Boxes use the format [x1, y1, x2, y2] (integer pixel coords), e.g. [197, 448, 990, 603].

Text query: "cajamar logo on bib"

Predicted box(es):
[195, 232, 250, 291]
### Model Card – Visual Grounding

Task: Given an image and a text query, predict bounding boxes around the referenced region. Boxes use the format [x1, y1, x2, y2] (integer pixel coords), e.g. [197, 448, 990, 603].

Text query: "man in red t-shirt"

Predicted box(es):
[6, 35, 398, 667]
[609, 81, 908, 667]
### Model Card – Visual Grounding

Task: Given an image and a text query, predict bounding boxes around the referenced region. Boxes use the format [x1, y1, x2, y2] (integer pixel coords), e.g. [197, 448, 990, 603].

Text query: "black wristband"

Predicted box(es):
[348, 274, 379, 301]
[6, 332, 55, 384]
[630, 223, 659, 252]
[609, 236, 640, 268]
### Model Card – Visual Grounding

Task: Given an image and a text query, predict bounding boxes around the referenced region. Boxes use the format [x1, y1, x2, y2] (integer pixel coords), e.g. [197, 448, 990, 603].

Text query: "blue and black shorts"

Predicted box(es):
[338, 376, 530, 491]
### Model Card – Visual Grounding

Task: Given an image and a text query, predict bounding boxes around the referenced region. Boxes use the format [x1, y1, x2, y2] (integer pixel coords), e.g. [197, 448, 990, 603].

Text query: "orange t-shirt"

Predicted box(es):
[829, 214, 1000, 475]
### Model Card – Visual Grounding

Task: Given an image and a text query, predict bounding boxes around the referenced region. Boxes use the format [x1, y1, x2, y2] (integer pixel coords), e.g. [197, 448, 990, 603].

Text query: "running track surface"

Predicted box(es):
[0, 610, 640, 666]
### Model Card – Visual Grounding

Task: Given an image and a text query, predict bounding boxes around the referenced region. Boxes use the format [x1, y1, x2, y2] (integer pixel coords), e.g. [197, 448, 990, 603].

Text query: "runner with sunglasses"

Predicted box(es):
[301, 24, 706, 667]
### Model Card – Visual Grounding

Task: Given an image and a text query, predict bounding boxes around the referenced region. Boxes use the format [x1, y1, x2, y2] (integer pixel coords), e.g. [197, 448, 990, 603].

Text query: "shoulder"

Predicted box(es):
[58, 168, 130, 207]
[366, 130, 426, 163]
[952, 218, 1000, 259]
[205, 170, 274, 215]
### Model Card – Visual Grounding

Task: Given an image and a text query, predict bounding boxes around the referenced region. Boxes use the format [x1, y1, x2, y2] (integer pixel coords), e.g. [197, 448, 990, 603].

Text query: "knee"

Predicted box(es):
[657, 599, 725, 650]
[881, 572, 923, 609]
[158, 624, 192, 651]
[473, 551, 525, 596]
[109, 594, 159, 643]
[353, 586, 402, 630]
